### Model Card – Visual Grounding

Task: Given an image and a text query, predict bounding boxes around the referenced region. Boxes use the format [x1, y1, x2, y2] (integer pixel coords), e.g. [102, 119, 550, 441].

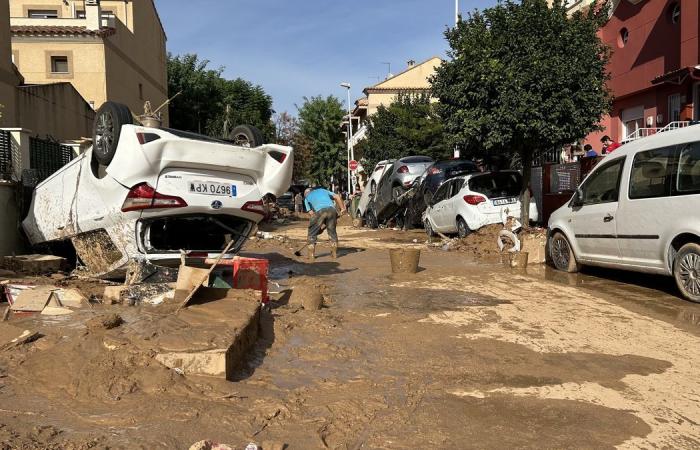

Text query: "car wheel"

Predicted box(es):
[392, 186, 404, 200]
[457, 217, 471, 239]
[673, 243, 700, 303]
[230, 125, 264, 148]
[550, 232, 580, 273]
[93, 102, 132, 166]
[366, 209, 378, 229]
[424, 219, 436, 238]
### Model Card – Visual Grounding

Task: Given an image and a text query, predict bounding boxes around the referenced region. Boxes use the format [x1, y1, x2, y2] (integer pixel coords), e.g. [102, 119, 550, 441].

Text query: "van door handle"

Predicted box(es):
[604, 214, 614, 223]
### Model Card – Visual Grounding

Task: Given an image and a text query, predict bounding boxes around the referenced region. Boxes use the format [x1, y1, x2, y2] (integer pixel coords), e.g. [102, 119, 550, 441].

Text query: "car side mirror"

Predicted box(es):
[571, 188, 584, 207]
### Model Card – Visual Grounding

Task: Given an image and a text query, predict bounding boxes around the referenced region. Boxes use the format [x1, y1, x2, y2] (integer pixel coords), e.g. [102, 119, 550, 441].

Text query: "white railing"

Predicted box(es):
[351, 125, 367, 146]
[623, 121, 694, 143]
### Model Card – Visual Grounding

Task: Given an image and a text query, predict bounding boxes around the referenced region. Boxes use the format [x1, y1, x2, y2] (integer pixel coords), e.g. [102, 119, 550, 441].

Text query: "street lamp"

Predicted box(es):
[455, 0, 460, 25]
[340, 82, 354, 195]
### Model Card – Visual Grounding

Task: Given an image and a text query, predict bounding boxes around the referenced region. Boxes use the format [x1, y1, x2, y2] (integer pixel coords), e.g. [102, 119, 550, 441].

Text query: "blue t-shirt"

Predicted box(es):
[304, 188, 335, 212]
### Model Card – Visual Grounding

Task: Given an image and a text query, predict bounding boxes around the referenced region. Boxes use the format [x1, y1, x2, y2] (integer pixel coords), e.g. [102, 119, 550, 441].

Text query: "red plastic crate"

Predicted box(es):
[205, 256, 269, 304]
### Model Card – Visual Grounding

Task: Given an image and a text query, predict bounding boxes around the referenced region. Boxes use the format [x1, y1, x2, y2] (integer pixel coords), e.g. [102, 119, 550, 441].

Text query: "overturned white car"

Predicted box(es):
[23, 102, 293, 276]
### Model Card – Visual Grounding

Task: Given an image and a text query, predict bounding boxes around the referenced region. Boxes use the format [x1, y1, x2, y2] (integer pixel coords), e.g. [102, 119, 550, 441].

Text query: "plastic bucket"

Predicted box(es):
[389, 249, 421, 274]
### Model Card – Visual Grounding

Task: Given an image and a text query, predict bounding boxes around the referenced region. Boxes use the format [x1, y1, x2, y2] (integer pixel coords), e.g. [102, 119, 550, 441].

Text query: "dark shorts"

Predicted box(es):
[308, 207, 338, 244]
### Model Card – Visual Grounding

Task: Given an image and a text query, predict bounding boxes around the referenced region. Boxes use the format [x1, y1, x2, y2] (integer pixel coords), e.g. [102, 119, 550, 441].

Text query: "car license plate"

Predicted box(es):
[493, 197, 517, 206]
[189, 181, 237, 197]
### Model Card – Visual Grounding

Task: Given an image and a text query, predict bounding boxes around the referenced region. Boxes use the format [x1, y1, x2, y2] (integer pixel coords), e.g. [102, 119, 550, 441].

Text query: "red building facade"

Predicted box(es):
[589, 0, 699, 147]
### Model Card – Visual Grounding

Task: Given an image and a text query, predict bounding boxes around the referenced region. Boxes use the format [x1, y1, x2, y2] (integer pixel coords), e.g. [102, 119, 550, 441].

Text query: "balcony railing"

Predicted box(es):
[623, 121, 695, 143]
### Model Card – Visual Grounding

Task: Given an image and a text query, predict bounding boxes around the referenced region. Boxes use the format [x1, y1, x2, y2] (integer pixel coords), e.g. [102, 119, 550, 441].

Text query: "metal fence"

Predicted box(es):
[27, 137, 73, 186]
[532, 148, 562, 167]
[0, 130, 11, 180]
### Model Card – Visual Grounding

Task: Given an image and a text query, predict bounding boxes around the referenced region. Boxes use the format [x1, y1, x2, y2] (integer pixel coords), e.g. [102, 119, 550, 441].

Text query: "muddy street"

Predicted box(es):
[0, 220, 699, 449]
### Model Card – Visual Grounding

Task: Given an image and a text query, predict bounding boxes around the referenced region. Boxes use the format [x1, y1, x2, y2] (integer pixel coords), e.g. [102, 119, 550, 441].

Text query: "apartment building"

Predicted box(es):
[0, 0, 20, 125]
[9, 0, 168, 123]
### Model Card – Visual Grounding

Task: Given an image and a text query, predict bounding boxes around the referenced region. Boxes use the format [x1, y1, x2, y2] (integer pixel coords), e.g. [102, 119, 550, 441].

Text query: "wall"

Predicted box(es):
[365, 57, 441, 116]
[15, 82, 94, 141]
[0, 183, 26, 256]
[12, 38, 108, 108]
[1, 0, 19, 126]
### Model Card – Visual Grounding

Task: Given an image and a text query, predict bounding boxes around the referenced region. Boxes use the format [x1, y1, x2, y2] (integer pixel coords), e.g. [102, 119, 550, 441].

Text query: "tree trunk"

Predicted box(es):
[520, 151, 533, 226]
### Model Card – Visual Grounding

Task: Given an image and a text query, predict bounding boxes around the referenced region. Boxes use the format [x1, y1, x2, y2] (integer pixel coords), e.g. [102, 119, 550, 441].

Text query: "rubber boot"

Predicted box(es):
[330, 242, 338, 259]
[307, 244, 316, 262]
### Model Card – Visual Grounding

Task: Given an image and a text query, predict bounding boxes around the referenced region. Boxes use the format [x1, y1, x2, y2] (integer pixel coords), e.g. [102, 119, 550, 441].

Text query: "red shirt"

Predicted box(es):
[605, 142, 621, 153]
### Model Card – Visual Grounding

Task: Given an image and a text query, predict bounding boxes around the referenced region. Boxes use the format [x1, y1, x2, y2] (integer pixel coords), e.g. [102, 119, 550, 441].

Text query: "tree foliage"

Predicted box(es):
[273, 112, 311, 181]
[296, 96, 346, 186]
[362, 93, 450, 172]
[167, 53, 274, 140]
[431, 0, 612, 221]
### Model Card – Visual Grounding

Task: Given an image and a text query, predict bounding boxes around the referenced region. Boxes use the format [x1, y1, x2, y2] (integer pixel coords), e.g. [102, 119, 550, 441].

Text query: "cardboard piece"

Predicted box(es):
[48, 289, 88, 308]
[10, 286, 58, 312]
[41, 306, 74, 316]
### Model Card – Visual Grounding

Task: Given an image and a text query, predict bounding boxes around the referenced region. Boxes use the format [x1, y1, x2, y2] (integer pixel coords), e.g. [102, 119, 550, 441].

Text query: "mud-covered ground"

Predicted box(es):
[1, 219, 699, 449]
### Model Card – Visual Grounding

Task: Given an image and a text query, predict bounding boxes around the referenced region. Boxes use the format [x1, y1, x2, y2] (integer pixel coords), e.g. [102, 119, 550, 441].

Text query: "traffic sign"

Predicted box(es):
[349, 160, 359, 171]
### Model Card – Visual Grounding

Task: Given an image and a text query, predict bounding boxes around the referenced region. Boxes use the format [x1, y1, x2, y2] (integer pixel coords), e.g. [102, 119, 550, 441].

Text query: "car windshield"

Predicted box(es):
[468, 172, 522, 198]
[402, 156, 433, 164]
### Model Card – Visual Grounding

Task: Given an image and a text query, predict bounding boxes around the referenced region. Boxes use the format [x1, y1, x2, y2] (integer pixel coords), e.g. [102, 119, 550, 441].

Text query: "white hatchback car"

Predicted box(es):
[548, 126, 700, 303]
[23, 102, 293, 276]
[356, 159, 393, 218]
[424, 170, 538, 238]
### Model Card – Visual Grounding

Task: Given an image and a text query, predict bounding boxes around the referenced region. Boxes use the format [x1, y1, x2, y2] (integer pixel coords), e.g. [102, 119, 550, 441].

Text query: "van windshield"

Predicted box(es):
[469, 172, 522, 198]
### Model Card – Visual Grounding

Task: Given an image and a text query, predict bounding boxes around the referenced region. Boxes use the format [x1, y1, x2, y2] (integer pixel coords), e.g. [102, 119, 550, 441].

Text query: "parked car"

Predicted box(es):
[547, 127, 700, 303]
[22, 102, 294, 276]
[387, 156, 434, 199]
[276, 191, 295, 210]
[365, 161, 409, 228]
[424, 170, 538, 238]
[356, 159, 394, 218]
[404, 159, 480, 228]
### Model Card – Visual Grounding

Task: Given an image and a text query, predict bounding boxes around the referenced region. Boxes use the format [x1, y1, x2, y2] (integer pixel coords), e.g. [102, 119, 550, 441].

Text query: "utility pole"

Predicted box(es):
[340, 82, 354, 195]
[455, 0, 460, 25]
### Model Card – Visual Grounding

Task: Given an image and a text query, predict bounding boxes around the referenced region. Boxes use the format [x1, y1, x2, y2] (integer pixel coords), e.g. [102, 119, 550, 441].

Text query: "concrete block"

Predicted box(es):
[1, 254, 66, 274]
[520, 233, 547, 264]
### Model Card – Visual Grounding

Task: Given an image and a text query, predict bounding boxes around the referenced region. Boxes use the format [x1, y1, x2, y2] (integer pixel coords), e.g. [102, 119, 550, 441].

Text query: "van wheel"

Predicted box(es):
[93, 102, 132, 166]
[457, 217, 471, 239]
[673, 243, 700, 303]
[550, 232, 580, 273]
[230, 125, 264, 148]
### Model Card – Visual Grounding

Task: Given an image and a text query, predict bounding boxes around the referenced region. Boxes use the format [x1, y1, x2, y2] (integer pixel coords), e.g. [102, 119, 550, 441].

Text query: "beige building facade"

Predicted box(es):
[9, 0, 168, 123]
[0, 0, 20, 126]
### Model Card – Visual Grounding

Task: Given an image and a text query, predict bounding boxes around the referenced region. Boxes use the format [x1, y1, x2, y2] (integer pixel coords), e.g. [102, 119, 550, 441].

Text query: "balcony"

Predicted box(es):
[10, 16, 115, 29]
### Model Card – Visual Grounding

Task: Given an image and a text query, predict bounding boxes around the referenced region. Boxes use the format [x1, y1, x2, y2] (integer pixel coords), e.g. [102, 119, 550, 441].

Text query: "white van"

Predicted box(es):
[548, 126, 700, 303]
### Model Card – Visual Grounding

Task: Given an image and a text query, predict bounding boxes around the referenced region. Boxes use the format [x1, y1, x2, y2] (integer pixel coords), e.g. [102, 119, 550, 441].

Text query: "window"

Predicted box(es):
[449, 179, 465, 198]
[469, 172, 522, 199]
[669, 94, 681, 123]
[581, 158, 625, 205]
[677, 143, 700, 194]
[432, 183, 450, 204]
[28, 9, 58, 18]
[669, 2, 681, 25]
[619, 28, 629, 48]
[76, 10, 114, 19]
[629, 147, 675, 199]
[50, 56, 69, 74]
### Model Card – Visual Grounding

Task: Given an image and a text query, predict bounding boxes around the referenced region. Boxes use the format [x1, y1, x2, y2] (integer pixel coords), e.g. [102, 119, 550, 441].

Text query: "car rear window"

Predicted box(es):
[401, 156, 433, 163]
[468, 172, 522, 198]
[445, 161, 478, 177]
[677, 142, 700, 194]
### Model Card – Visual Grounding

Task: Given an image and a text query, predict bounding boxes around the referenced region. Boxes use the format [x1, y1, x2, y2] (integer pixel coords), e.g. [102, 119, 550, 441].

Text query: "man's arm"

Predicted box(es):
[333, 194, 347, 215]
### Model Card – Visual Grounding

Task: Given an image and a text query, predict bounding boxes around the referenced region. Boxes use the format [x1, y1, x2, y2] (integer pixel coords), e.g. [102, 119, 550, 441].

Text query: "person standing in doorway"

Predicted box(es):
[303, 187, 347, 260]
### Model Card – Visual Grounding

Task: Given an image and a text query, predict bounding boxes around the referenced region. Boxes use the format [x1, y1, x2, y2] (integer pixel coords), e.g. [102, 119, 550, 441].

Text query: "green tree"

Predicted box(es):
[362, 93, 450, 172]
[167, 53, 274, 140]
[431, 0, 612, 223]
[296, 96, 346, 187]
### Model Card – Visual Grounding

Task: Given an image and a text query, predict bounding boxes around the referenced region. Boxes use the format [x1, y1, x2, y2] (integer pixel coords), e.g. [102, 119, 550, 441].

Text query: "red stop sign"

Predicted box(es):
[349, 160, 359, 171]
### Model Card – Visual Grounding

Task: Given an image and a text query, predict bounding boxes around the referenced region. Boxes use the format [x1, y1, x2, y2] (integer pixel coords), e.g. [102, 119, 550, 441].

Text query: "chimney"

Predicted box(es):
[85, 0, 102, 31]
[407, 60, 416, 68]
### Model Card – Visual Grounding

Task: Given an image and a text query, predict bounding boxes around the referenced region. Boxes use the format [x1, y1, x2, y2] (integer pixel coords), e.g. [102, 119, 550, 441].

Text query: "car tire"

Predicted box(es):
[457, 217, 471, 239]
[673, 242, 700, 303]
[424, 219, 436, 238]
[230, 125, 264, 148]
[366, 208, 378, 229]
[93, 102, 132, 166]
[392, 185, 404, 200]
[550, 232, 580, 273]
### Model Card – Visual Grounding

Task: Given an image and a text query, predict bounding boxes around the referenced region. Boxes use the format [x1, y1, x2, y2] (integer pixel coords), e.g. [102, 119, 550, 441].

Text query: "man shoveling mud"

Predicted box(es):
[302, 186, 346, 260]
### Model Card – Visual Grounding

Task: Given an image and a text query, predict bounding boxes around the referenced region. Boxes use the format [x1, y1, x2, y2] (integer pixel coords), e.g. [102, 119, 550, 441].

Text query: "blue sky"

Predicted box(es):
[157, 0, 495, 115]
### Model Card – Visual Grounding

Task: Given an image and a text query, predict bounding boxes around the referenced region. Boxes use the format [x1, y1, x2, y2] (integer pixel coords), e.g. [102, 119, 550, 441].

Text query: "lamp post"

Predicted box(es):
[340, 82, 354, 195]
[455, 0, 459, 25]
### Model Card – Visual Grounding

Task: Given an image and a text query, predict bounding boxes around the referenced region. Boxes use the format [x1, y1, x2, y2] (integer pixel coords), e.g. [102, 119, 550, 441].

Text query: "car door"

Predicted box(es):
[441, 178, 465, 233]
[570, 156, 626, 262]
[428, 182, 451, 231]
[616, 146, 676, 269]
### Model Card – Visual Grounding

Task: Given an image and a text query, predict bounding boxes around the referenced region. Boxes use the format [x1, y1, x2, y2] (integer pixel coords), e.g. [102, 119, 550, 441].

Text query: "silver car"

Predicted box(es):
[389, 156, 434, 199]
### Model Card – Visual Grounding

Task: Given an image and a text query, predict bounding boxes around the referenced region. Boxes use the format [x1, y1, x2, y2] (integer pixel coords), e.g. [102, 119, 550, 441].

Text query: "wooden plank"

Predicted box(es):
[177, 240, 235, 312]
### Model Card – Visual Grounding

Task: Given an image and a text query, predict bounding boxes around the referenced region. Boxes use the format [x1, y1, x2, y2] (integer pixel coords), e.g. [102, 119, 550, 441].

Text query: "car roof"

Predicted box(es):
[606, 123, 700, 159]
[400, 156, 433, 163]
[461, 170, 520, 180]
